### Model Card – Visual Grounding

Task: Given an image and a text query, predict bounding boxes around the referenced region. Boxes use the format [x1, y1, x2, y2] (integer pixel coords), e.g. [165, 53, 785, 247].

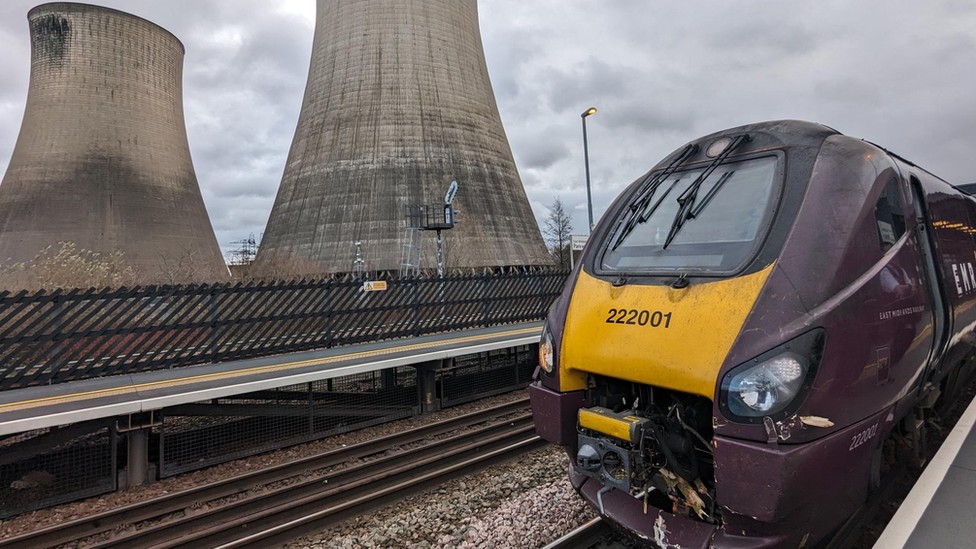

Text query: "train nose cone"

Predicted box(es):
[577, 444, 602, 473]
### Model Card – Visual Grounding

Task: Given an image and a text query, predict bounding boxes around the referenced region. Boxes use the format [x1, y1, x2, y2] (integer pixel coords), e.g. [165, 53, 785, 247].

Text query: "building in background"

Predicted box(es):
[254, 0, 550, 275]
[0, 3, 228, 286]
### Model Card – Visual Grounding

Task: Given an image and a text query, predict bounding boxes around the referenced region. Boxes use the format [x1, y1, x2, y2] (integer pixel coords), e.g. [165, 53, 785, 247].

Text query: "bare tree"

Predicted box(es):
[442, 229, 473, 272]
[543, 197, 573, 269]
[249, 250, 328, 282]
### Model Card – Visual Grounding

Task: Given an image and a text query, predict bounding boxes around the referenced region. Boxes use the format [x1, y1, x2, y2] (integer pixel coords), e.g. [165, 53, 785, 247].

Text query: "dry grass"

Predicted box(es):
[0, 242, 229, 292]
[249, 252, 331, 283]
[0, 242, 138, 292]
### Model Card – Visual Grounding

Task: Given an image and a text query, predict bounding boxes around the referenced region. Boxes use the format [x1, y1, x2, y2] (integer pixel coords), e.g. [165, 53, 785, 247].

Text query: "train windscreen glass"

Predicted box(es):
[602, 156, 778, 273]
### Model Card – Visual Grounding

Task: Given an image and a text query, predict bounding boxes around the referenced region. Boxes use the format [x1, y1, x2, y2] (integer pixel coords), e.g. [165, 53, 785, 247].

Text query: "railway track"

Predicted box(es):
[537, 460, 911, 549]
[542, 518, 623, 549]
[1, 398, 541, 549]
[543, 495, 902, 549]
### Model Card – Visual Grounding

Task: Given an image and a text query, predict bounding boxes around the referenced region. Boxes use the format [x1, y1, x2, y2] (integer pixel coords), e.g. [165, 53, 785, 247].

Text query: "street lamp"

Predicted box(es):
[581, 107, 598, 233]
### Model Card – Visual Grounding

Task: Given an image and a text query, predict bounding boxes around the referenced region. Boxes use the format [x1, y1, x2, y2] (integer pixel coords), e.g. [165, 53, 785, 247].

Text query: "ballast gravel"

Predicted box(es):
[292, 445, 595, 549]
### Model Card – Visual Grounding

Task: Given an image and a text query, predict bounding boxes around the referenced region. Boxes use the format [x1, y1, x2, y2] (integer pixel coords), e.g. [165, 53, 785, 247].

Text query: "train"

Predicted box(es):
[529, 120, 976, 548]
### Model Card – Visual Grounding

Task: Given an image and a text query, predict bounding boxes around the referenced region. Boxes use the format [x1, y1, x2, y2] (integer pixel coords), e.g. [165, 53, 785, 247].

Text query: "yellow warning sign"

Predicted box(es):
[363, 281, 389, 292]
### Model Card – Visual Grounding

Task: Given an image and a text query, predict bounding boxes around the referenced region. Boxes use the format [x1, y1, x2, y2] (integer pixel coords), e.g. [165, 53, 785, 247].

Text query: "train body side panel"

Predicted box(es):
[913, 171, 976, 382]
[717, 138, 934, 442]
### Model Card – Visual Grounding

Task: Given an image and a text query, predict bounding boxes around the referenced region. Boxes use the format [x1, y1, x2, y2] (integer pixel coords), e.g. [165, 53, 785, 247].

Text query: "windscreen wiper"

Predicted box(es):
[663, 134, 750, 249]
[610, 144, 699, 251]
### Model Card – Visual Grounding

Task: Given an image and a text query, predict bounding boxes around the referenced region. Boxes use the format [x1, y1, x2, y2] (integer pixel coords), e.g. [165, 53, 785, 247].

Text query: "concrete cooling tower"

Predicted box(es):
[0, 3, 228, 283]
[254, 0, 551, 274]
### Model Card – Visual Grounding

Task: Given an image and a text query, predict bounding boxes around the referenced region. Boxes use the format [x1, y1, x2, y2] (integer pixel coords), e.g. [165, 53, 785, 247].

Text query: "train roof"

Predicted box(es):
[694, 119, 839, 148]
[651, 120, 837, 175]
[666, 120, 958, 192]
[867, 142, 958, 188]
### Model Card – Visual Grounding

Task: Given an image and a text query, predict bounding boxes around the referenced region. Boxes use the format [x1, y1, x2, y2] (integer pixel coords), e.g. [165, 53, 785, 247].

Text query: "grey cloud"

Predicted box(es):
[600, 99, 696, 134]
[702, 9, 818, 59]
[539, 58, 630, 114]
[512, 135, 572, 171]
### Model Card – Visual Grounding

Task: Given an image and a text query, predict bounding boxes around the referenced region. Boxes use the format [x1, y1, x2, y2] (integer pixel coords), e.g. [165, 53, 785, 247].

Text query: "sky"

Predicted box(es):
[0, 0, 974, 257]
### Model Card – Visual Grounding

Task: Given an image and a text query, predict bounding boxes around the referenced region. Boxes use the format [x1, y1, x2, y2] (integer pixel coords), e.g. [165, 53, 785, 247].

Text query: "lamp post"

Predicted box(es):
[581, 107, 597, 233]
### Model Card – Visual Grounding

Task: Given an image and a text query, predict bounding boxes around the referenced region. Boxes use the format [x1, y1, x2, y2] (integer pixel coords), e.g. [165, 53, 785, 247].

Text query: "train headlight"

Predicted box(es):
[726, 354, 806, 416]
[539, 323, 555, 374]
[720, 329, 826, 422]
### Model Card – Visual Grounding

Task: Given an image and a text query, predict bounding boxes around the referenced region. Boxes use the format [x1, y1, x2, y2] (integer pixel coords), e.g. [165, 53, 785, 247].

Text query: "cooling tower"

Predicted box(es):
[254, 0, 551, 274]
[0, 3, 228, 283]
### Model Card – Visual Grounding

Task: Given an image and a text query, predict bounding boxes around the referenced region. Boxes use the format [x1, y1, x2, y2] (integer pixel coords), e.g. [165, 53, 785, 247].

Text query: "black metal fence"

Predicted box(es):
[439, 345, 537, 407]
[0, 270, 567, 391]
[158, 366, 419, 477]
[0, 419, 117, 519]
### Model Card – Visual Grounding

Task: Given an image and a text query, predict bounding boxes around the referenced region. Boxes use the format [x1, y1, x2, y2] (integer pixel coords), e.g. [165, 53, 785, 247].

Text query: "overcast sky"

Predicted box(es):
[0, 1, 974, 256]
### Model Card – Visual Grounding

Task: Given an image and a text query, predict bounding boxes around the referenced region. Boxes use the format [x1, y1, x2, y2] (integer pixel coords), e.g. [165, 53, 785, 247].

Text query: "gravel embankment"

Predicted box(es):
[292, 445, 595, 549]
[0, 390, 529, 540]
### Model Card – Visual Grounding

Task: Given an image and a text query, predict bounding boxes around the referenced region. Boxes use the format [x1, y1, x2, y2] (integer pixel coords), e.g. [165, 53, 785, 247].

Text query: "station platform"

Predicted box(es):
[874, 392, 976, 548]
[0, 323, 542, 436]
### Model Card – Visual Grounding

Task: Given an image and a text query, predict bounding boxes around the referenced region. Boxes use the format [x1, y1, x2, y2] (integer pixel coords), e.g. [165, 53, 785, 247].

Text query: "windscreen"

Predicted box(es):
[601, 156, 779, 273]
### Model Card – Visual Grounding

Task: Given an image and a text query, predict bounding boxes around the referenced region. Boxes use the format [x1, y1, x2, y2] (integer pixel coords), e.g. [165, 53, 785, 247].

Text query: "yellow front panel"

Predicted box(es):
[578, 407, 638, 443]
[559, 266, 774, 397]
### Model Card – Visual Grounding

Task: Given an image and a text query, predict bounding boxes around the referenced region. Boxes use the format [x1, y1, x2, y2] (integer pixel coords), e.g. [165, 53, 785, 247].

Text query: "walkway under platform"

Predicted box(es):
[0, 323, 542, 436]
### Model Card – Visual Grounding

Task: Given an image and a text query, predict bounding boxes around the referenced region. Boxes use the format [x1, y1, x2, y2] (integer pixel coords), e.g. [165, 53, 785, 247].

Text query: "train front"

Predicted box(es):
[530, 121, 872, 548]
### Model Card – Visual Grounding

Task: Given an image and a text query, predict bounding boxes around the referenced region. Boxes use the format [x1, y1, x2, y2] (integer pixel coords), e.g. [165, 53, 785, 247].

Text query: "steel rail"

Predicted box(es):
[0, 398, 530, 549]
[218, 436, 546, 549]
[541, 518, 613, 549]
[94, 417, 537, 549]
[537, 469, 909, 549]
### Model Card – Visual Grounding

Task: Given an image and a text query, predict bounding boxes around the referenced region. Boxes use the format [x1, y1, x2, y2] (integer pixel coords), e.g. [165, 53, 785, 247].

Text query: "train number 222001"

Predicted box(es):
[605, 309, 673, 328]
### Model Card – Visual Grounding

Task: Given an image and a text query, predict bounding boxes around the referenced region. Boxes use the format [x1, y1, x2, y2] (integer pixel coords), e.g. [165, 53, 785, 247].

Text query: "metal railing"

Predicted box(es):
[158, 366, 420, 477]
[0, 419, 116, 519]
[440, 346, 537, 407]
[0, 270, 567, 391]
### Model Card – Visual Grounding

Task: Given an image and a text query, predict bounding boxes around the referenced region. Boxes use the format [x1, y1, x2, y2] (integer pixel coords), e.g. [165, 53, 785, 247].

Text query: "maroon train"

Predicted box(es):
[530, 120, 976, 548]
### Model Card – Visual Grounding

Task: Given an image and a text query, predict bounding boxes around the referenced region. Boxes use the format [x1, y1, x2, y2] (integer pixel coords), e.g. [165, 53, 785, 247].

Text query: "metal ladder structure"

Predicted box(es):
[399, 182, 460, 278]
[399, 223, 424, 278]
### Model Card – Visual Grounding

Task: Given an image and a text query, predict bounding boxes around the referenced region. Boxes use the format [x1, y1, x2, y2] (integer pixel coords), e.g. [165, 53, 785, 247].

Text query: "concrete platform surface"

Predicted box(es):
[0, 323, 542, 436]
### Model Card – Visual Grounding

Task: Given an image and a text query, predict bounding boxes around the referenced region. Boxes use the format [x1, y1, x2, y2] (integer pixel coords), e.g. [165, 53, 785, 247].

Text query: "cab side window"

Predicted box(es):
[875, 180, 907, 250]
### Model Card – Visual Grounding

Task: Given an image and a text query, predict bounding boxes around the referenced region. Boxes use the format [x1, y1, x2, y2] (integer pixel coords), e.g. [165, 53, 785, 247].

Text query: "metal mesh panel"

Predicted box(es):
[516, 345, 538, 384]
[0, 422, 116, 518]
[0, 270, 567, 391]
[440, 346, 537, 407]
[158, 367, 419, 476]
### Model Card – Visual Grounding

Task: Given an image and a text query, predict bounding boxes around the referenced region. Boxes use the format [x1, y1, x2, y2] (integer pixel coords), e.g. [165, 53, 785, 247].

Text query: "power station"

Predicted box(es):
[254, 0, 551, 274]
[0, 3, 228, 283]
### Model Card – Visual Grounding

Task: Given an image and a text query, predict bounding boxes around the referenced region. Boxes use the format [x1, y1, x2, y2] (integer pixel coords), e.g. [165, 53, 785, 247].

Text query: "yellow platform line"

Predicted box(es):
[0, 326, 541, 415]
